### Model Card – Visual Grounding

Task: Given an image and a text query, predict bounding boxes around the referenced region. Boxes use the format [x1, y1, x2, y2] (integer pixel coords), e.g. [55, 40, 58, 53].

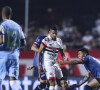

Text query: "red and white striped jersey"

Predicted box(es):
[41, 35, 63, 65]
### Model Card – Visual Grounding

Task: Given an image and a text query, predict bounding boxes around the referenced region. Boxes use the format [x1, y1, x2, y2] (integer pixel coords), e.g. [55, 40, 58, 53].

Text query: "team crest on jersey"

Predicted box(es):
[49, 44, 52, 46]
[50, 73, 53, 75]
[37, 39, 40, 42]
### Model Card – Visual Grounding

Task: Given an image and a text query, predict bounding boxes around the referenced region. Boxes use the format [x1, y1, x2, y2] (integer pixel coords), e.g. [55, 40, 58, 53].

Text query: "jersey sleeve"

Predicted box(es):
[0, 25, 4, 35]
[82, 56, 89, 63]
[33, 36, 42, 47]
[59, 38, 63, 49]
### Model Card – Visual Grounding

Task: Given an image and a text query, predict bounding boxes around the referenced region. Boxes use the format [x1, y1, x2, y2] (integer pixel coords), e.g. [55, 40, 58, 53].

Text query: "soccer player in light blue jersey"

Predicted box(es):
[0, 6, 26, 90]
[58, 48, 100, 90]
[27, 35, 49, 90]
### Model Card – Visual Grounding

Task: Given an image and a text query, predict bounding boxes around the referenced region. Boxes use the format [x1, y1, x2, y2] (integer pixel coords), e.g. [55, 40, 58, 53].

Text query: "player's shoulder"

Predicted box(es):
[36, 35, 46, 40]
[57, 37, 62, 43]
[57, 37, 62, 41]
[37, 35, 45, 38]
[0, 20, 8, 26]
[85, 55, 92, 59]
[43, 36, 50, 42]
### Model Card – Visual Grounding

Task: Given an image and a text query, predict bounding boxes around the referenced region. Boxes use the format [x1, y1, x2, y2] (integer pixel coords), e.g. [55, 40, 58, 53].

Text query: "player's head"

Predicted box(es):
[78, 48, 89, 59]
[2, 6, 12, 20]
[48, 24, 58, 40]
[60, 77, 69, 88]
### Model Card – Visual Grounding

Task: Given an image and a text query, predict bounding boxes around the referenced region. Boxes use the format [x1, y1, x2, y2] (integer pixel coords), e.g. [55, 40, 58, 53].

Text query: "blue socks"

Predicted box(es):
[84, 85, 93, 90]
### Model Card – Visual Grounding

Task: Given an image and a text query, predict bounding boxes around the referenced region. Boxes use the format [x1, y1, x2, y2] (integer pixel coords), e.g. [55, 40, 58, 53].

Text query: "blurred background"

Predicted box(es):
[1, 0, 100, 90]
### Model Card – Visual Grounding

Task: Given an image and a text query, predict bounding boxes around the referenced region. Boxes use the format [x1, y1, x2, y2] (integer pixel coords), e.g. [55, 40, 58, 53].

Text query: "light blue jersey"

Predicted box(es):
[0, 19, 25, 80]
[82, 55, 100, 78]
[0, 20, 24, 53]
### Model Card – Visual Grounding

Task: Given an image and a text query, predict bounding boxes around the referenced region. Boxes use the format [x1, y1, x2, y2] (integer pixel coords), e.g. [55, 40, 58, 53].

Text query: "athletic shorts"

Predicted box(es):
[39, 68, 47, 81]
[44, 63, 63, 80]
[0, 51, 19, 80]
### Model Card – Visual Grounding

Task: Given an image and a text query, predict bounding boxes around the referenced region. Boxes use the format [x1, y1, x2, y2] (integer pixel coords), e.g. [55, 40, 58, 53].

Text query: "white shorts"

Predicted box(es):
[44, 63, 63, 80]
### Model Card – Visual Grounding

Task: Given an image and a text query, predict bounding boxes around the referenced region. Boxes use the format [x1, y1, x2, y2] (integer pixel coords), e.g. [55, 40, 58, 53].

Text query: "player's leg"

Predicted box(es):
[8, 54, 22, 90]
[54, 64, 63, 90]
[0, 53, 8, 90]
[49, 79, 55, 90]
[85, 78, 100, 90]
[45, 65, 56, 90]
[9, 77, 22, 90]
[35, 68, 47, 90]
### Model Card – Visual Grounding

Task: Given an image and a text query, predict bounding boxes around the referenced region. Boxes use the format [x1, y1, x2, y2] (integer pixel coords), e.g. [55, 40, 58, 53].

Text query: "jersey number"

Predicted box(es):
[6, 30, 19, 48]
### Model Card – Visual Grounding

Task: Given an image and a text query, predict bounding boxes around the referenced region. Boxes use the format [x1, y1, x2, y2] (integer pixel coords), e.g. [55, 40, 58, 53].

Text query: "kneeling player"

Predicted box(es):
[60, 72, 90, 90]
[58, 48, 100, 90]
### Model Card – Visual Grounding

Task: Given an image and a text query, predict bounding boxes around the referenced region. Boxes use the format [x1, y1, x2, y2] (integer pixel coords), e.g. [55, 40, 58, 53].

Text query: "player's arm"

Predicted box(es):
[31, 44, 39, 52]
[0, 25, 4, 44]
[31, 36, 42, 52]
[0, 35, 4, 44]
[20, 28, 26, 47]
[27, 45, 39, 70]
[58, 59, 83, 65]
[37, 43, 45, 72]
[59, 49, 67, 60]
[27, 65, 34, 70]
[74, 72, 90, 87]
[59, 38, 67, 60]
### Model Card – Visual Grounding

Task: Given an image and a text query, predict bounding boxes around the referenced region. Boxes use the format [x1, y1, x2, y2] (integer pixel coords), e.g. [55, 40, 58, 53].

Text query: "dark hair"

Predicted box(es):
[48, 24, 58, 32]
[78, 48, 89, 55]
[2, 6, 12, 18]
[60, 77, 67, 81]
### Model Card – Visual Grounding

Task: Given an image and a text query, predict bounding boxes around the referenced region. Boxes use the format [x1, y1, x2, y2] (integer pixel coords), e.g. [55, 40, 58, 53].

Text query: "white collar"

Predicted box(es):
[48, 35, 52, 39]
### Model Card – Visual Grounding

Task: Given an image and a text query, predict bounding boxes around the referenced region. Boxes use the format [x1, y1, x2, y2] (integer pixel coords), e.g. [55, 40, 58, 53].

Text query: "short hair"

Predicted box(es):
[78, 48, 89, 55]
[60, 77, 67, 81]
[2, 6, 12, 18]
[48, 24, 58, 32]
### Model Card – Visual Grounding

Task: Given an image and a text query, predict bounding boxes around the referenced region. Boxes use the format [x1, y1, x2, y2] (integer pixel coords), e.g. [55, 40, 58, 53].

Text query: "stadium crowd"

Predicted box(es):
[25, 13, 100, 50]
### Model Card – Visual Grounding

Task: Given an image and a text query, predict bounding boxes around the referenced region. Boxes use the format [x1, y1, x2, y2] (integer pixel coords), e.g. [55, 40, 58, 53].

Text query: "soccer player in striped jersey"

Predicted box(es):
[37, 25, 67, 90]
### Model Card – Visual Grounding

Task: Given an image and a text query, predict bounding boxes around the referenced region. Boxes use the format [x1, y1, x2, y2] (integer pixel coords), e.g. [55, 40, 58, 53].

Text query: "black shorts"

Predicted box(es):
[96, 78, 100, 83]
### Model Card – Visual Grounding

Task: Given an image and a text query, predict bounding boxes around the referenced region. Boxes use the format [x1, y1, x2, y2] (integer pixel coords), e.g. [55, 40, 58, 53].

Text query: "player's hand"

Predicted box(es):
[38, 65, 42, 72]
[57, 60, 65, 65]
[27, 65, 34, 70]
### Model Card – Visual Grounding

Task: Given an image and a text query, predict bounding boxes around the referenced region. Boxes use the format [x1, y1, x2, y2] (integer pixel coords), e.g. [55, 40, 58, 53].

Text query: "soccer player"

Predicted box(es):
[27, 35, 49, 90]
[58, 48, 100, 90]
[60, 72, 90, 90]
[0, 6, 26, 90]
[37, 25, 67, 90]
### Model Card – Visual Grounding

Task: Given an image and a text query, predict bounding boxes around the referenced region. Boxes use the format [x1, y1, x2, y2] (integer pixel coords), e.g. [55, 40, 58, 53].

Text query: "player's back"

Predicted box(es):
[0, 19, 22, 53]
[82, 55, 100, 78]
